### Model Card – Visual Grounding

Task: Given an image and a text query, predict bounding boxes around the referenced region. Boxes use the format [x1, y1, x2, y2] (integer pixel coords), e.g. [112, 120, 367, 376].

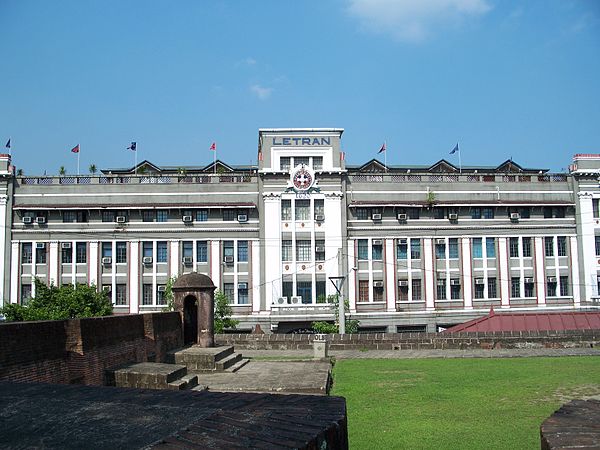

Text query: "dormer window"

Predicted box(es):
[313, 156, 323, 171]
[280, 157, 291, 171]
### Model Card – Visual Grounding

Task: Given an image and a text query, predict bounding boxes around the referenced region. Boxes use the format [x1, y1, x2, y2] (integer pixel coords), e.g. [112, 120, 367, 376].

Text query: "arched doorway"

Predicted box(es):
[183, 295, 198, 344]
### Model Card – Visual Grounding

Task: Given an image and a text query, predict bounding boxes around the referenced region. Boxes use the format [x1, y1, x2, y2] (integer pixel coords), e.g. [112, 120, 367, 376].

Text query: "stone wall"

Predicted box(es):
[216, 329, 600, 350]
[0, 312, 182, 385]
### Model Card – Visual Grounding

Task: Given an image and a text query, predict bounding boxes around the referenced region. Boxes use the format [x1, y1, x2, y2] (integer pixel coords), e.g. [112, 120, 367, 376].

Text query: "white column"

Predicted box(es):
[129, 241, 139, 314]
[578, 192, 595, 302]
[423, 238, 435, 310]
[0, 195, 8, 303]
[497, 237, 510, 308]
[461, 237, 472, 309]
[324, 194, 344, 297]
[251, 239, 261, 312]
[347, 239, 356, 312]
[263, 195, 282, 307]
[169, 240, 179, 278]
[534, 236, 546, 306]
[48, 241, 59, 286]
[385, 238, 395, 312]
[570, 235, 580, 307]
[89, 241, 99, 286]
[10, 241, 19, 304]
[210, 240, 221, 288]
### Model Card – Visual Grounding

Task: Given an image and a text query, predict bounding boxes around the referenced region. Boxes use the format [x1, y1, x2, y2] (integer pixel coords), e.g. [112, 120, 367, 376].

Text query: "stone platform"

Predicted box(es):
[541, 399, 600, 449]
[167, 345, 249, 373]
[0, 381, 348, 449]
[110, 362, 200, 391]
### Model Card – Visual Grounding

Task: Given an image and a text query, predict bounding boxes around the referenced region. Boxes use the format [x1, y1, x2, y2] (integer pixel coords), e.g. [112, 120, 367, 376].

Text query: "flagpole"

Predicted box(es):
[458, 142, 462, 174]
[77, 144, 80, 175]
[8, 137, 11, 157]
[384, 140, 387, 172]
[214, 146, 217, 174]
[135, 143, 138, 175]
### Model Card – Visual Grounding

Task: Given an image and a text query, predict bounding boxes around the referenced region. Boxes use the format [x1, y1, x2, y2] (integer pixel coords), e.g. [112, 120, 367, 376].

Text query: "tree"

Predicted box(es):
[16, 168, 23, 177]
[0, 279, 112, 322]
[311, 295, 359, 334]
[59, 166, 66, 176]
[214, 289, 239, 333]
[88, 164, 97, 174]
[162, 276, 177, 312]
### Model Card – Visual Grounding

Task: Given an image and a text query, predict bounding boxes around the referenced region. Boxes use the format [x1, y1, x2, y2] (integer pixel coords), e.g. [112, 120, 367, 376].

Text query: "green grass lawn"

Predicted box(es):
[331, 357, 600, 449]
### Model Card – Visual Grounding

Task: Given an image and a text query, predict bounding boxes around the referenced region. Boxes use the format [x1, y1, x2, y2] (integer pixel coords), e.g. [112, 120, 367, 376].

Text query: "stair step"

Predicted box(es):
[226, 358, 250, 373]
[215, 352, 242, 371]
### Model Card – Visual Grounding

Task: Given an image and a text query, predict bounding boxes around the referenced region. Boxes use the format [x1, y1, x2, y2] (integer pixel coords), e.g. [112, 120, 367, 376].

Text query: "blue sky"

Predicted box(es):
[0, 0, 598, 175]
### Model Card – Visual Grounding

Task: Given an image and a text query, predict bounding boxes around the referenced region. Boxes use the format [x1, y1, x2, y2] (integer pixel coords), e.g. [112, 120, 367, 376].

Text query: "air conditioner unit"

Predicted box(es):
[373, 239, 383, 245]
[182, 215, 193, 223]
[397, 213, 408, 221]
[276, 297, 287, 305]
[237, 214, 248, 223]
[372, 213, 382, 221]
[524, 277, 534, 283]
[450, 279, 461, 286]
[182, 256, 193, 265]
[143, 256, 153, 264]
[475, 278, 485, 285]
[157, 286, 166, 292]
[35, 216, 46, 224]
[436, 239, 446, 245]
[224, 255, 234, 264]
[373, 281, 384, 288]
[115, 216, 126, 223]
[102, 257, 112, 265]
[510, 212, 520, 221]
[315, 246, 325, 253]
[437, 279, 446, 286]
[290, 296, 301, 304]
[238, 282, 248, 290]
[547, 276, 557, 283]
[398, 238, 408, 245]
[399, 280, 409, 287]
[448, 213, 458, 220]
[36, 243, 45, 249]
[22, 216, 33, 224]
[61, 242, 72, 249]
[314, 214, 325, 221]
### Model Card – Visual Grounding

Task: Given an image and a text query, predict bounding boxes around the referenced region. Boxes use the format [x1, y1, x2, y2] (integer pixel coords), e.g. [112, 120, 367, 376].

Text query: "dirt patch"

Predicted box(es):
[551, 384, 600, 403]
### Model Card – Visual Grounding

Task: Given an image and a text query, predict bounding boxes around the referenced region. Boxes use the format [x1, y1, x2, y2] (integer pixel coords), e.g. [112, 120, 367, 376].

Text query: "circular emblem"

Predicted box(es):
[292, 166, 314, 191]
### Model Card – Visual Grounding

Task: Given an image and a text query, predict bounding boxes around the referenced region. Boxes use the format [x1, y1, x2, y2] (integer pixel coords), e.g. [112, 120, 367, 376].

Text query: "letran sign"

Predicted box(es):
[272, 137, 331, 146]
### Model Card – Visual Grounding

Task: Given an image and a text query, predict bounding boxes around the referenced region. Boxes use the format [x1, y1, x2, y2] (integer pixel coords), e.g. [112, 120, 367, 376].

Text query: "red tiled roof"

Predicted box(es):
[445, 309, 600, 333]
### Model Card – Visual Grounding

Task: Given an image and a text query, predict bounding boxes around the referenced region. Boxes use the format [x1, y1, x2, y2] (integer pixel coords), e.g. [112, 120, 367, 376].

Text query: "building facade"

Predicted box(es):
[1, 129, 598, 332]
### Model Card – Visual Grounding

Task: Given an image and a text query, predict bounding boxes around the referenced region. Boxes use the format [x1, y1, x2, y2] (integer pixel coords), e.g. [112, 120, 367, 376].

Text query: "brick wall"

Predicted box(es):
[216, 329, 600, 350]
[0, 312, 182, 385]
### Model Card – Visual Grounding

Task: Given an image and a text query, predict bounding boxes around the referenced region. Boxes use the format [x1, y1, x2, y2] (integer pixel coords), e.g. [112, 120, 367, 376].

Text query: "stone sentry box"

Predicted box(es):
[172, 273, 216, 347]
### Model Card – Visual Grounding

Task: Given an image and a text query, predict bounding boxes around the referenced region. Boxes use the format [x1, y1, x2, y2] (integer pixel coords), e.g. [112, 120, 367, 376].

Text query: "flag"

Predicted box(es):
[449, 143, 459, 155]
[5, 139, 10, 149]
[127, 142, 137, 151]
[71, 144, 80, 153]
[210, 142, 216, 151]
[378, 142, 386, 154]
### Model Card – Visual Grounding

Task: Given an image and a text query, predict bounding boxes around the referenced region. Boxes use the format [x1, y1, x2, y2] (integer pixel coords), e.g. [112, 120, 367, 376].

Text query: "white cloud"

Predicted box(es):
[347, 0, 492, 42]
[235, 57, 257, 68]
[250, 84, 273, 100]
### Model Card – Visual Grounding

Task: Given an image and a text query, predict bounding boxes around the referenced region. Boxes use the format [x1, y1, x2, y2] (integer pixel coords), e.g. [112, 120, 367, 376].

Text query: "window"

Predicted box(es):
[486, 238, 496, 258]
[434, 208, 445, 219]
[280, 157, 290, 171]
[282, 279, 293, 299]
[295, 200, 310, 220]
[102, 242, 112, 258]
[142, 284, 153, 305]
[560, 276, 569, 296]
[594, 199, 600, 219]
[520, 207, 531, 219]
[196, 209, 208, 222]
[296, 240, 311, 262]
[398, 282, 408, 301]
[316, 279, 326, 302]
[544, 207, 553, 218]
[358, 239, 368, 260]
[63, 210, 87, 223]
[297, 281, 312, 304]
[21, 284, 32, 304]
[63, 211, 76, 223]
[237, 241, 248, 262]
[356, 208, 369, 220]
[142, 211, 155, 222]
[222, 209, 236, 221]
[157, 241, 168, 263]
[313, 156, 323, 170]
[295, 156, 309, 167]
[488, 278, 497, 298]
[411, 279, 422, 300]
[373, 282, 384, 302]
[471, 208, 481, 219]
[314, 199, 324, 218]
[76, 242, 87, 263]
[223, 283, 235, 304]
[315, 240, 325, 261]
[524, 279, 534, 297]
[411, 240, 421, 259]
[62, 245, 72, 264]
[102, 211, 115, 222]
[282, 240, 292, 262]
[596, 236, 600, 256]
[22, 243, 32, 264]
[435, 240, 446, 259]
[116, 242, 127, 263]
[448, 238, 459, 259]
[143, 242, 153, 259]
[197, 241, 208, 263]
[547, 277, 557, 297]
[482, 208, 494, 219]
[511, 277, 520, 298]
[509, 237, 519, 258]
[223, 241, 234, 260]
[555, 207, 565, 218]
[115, 284, 127, 305]
[397, 240, 408, 260]
[436, 279, 447, 300]
[156, 210, 169, 222]
[472, 238, 482, 259]
[545, 237, 554, 257]
[36, 245, 46, 264]
[157, 287, 166, 305]
[474, 281, 484, 299]
[358, 280, 369, 302]
[557, 236, 567, 257]
[450, 281, 461, 300]
[281, 200, 292, 221]
[182, 241, 193, 259]
[523, 237, 532, 258]
[238, 283, 249, 304]
[372, 241, 383, 260]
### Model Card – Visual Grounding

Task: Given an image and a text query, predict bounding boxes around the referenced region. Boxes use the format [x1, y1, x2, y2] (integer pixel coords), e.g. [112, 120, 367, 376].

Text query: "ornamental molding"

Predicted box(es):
[577, 191, 594, 199]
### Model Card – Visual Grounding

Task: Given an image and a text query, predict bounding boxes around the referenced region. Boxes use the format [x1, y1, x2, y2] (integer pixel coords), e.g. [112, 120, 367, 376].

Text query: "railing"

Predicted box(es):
[19, 174, 256, 186]
[352, 173, 568, 184]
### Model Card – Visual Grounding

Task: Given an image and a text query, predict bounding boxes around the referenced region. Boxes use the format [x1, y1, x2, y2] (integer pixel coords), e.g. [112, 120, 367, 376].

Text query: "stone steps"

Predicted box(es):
[169, 345, 246, 373]
[216, 352, 242, 371]
[167, 374, 199, 391]
[226, 358, 250, 373]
